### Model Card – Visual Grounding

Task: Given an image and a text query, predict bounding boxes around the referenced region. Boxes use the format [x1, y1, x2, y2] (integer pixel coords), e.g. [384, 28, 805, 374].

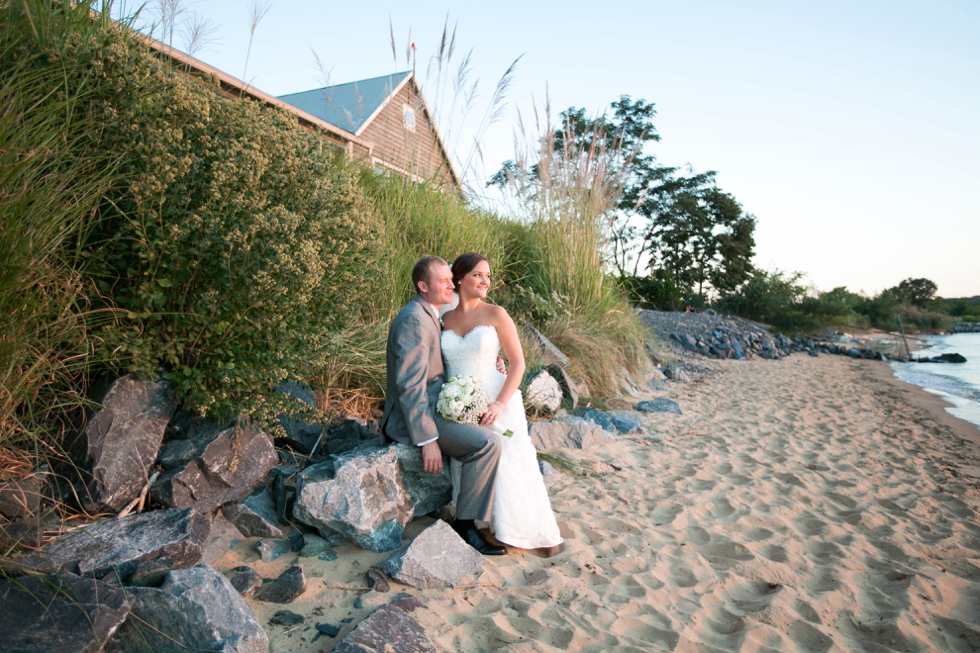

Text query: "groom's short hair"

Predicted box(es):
[411, 255, 447, 293]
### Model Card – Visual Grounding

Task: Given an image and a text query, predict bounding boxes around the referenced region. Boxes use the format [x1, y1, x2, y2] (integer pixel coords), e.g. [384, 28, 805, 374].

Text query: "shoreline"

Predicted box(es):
[865, 356, 980, 447]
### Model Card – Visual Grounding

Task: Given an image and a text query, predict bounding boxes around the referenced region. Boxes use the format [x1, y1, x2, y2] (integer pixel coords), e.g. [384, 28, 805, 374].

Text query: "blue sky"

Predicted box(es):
[129, 0, 980, 298]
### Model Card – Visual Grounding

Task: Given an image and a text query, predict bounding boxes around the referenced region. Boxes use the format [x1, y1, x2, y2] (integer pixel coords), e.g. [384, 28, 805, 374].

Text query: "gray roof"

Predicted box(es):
[277, 71, 412, 134]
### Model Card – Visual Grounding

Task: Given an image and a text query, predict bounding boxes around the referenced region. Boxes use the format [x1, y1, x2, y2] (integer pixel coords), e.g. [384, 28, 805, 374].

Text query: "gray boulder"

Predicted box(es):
[221, 486, 283, 538]
[82, 375, 176, 513]
[0, 572, 129, 653]
[635, 398, 683, 415]
[293, 447, 413, 552]
[394, 443, 452, 516]
[524, 325, 571, 367]
[605, 410, 645, 434]
[17, 508, 209, 582]
[528, 419, 605, 450]
[523, 369, 563, 412]
[334, 603, 435, 653]
[200, 512, 244, 565]
[375, 520, 484, 589]
[255, 538, 291, 562]
[546, 364, 579, 408]
[151, 422, 277, 514]
[106, 564, 268, 653]
[276, 381, 323, 454]
[0, 473, 44, 520]
[256, 564, 306, 604]
[325, 419, 385, 456]
[539, 460, 557, 487]
[227, 566, 263, 598]
[298, 533, 332, 558]
[570, 407, 616, 433]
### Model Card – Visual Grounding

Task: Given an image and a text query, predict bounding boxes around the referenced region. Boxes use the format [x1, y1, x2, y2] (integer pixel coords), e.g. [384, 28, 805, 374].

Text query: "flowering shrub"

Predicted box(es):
[69, 35, 383, 424]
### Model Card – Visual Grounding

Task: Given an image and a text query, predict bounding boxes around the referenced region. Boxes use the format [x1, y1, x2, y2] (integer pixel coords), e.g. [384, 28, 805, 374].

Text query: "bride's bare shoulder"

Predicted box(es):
[482, 303, 513, 324]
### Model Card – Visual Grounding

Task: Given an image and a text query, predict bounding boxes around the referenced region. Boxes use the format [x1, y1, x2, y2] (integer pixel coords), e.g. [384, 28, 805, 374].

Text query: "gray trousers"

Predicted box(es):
[434, 416, 501, 522]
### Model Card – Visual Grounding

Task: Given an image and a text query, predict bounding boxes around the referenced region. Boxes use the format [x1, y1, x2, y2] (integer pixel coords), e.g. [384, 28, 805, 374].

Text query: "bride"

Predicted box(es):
[441, 252, 563, 557]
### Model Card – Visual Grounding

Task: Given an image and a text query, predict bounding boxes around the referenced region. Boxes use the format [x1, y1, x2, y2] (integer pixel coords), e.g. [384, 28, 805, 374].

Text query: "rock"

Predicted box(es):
[539, 460, 556, 487]
[523, 325, 571, 367]
[200, 511, 244, 565]
[604, 410, 644, 434]
[375, 520, 483, 590]
[256, 538, 292, 563]
[151, 421, 277, 514]
[316, 622, 342, 637]
[394, 443, 452, 516]
[0, 520, 44, 549]
[546, 364, 579, 408]
[847, 348, 861, 358]
[808, 349, 819, 357]
[570, 407, 616, 433]
[293, 447, 413, 552]
[221, 486, 283, 538]
[105, 564, 268, 653]
[81, 375, 176, 513]
[647, 374, 669, 392]
[528, 419, 606, 450]
[156, 439, 197, 470]
[366, 568, 390, 592]
[257, 564, 307, 604]
[17, 508, 209, 582]
[276, 381, 323, 454]
[663, 366, 691, 383]
[318, 549, 339, 561]
[325, 419, 385, 456]
[0, 474, 45, 520]
[299, 533, 332, 558]
[271, 470, 290, 523]
[635, 398, 683, 415]
[269, 610, 305, 627]
[0, 572, 129, 653]
[680, 334, 698, 351]
[932, 353, 967, 363]
[523, 369, 563, 412]
[129, 558, 172, 587]
[228, 565, 263, 597]
[333, 603, 435, 653]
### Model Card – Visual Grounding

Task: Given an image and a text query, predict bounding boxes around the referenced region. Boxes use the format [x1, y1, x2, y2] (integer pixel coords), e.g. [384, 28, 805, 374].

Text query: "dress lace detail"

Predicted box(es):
[441, 325, 563, 549]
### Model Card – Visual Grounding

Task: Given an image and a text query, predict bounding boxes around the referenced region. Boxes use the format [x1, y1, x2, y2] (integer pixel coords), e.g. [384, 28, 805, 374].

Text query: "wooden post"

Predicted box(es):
[897, 315, 913, 361]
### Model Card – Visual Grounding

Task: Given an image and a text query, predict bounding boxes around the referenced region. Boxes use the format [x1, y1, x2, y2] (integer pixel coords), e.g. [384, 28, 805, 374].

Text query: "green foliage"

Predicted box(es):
[888, 278, 938, 308]
[76, 37, 382, 423]
[618, 270, 682, 310]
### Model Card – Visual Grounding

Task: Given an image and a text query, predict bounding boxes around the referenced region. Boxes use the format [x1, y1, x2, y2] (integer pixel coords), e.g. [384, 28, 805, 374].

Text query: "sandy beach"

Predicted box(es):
[214, 352, 980, 652]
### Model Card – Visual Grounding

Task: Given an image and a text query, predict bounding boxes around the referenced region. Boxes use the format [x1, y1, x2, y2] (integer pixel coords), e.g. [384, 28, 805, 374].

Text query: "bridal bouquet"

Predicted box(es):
[437, 376, 512, 436]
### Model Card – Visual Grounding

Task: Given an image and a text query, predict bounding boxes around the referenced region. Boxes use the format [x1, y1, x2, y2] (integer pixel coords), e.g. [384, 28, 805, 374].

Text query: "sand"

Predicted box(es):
[213, 352, 980, 652]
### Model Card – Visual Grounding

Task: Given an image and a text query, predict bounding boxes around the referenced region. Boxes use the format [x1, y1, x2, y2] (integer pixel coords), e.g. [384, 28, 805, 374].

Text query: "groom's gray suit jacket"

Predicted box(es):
[381, 293, 501, 522]
[381, 294, 443, 446]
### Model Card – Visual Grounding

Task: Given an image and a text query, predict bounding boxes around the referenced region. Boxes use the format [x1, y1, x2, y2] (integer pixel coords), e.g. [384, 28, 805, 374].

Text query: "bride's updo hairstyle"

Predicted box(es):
[450, 252, 488, 290]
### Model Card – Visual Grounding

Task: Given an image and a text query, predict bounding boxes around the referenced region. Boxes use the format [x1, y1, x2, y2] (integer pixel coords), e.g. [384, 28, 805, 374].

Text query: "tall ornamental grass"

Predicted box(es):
[0, 1, 120, 465]
[493, 106, 649, 395]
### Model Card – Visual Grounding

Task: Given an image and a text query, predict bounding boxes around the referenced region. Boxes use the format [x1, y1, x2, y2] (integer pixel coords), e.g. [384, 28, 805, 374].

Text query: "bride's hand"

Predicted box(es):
[481, 400, 505, 427]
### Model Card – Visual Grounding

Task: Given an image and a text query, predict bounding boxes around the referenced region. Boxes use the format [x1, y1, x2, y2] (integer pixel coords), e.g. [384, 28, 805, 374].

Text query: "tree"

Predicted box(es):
[489, 95, 756, 299]
[889, 278, 938, 308]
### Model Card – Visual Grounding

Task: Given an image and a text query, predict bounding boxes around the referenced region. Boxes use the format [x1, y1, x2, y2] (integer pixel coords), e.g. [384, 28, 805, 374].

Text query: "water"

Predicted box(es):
[890, 333, 980, 429]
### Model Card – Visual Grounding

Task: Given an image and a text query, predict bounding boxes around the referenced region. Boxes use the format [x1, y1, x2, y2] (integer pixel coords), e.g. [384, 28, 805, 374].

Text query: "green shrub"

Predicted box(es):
[70, 38, 384, 424]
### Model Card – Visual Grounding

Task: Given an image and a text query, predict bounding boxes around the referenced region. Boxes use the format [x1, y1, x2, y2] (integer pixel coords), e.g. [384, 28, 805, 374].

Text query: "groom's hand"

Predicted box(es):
[496, 356, 507, 375]
[421, 441, 443, 474]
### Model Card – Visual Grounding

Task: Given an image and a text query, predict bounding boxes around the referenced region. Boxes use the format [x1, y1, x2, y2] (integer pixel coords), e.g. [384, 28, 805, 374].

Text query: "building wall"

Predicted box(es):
[356, 82, 456, 188]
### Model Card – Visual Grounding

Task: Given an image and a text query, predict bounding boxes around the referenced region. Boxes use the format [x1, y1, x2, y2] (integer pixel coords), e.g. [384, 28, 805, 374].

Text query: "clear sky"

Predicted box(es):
[129, 0, 980, 298]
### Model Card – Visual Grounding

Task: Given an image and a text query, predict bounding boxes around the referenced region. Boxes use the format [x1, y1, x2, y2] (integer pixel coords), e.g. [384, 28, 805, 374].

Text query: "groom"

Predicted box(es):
[381, 255, 506, 556]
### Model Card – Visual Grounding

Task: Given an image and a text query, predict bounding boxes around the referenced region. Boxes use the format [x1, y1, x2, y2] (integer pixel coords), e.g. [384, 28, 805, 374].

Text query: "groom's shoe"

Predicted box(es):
[451, 519, 506, 556]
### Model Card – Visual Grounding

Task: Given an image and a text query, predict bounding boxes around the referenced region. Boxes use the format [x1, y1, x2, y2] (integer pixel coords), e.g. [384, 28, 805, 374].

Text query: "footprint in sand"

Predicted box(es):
[788, 619, 834, 653]
[758, 544, 789, 563]
[720, 579, 782, 616]
[694, 541, 755, 570]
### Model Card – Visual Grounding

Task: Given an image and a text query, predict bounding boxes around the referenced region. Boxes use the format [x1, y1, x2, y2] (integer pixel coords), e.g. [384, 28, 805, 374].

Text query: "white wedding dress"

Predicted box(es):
[441, 325, 563, 549]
